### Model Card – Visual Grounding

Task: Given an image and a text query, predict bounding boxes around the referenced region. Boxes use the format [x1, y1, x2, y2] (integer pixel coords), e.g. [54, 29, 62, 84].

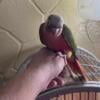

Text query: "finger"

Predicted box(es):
[53, 77, 65, 86]
[56, 52, 67, 65]
[38, 47, 55, 58]
[47, 80, 58, 89]
[56, 52, 65, 58]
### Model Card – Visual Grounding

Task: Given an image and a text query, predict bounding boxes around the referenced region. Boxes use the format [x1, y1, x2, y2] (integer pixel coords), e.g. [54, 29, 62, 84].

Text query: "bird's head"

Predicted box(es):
[45, 14, 64, 37]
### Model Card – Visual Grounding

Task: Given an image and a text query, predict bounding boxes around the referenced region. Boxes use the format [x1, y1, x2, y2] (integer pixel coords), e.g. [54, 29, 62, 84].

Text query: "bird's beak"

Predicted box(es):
[51, 28, 61, 36]
[52, 28, 62, 37]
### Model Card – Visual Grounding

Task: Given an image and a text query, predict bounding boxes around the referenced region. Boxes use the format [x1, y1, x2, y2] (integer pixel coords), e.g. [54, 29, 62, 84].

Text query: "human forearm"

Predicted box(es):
[0, 66, 45, 100]
[0, 48, 65, 100]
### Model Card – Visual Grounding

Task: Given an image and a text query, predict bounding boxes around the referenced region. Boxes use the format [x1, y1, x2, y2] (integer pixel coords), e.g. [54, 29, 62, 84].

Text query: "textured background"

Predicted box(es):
[0, 0, 100, 83]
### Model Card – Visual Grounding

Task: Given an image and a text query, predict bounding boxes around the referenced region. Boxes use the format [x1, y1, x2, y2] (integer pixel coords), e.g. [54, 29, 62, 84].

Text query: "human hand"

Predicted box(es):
[0, 47, 66, 100]
[23, 47, 66, 91]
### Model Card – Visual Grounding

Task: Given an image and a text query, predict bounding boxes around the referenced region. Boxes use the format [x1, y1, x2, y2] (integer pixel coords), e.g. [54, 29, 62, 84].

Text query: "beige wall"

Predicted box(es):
[0, 0, 100, 82]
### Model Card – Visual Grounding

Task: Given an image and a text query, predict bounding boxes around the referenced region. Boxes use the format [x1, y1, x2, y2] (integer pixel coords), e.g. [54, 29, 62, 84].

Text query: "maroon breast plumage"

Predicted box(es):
[42, 31, 71, 52]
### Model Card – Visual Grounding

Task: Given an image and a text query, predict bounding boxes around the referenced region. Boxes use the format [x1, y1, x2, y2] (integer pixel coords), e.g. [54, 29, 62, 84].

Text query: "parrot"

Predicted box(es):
[39, 14, 88, 81]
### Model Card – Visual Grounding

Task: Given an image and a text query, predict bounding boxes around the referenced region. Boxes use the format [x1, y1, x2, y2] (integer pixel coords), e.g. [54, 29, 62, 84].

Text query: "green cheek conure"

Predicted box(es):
[39, 14, 88, 81]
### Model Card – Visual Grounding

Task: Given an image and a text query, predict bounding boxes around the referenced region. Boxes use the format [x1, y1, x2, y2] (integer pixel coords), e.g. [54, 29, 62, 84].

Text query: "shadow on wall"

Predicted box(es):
[0, 0, 2, 3]
[0, 53, 17, 75]
[0, 45, 43, 85]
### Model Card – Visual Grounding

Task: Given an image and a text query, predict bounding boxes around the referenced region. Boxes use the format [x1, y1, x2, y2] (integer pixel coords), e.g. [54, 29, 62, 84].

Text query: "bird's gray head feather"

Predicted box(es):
[46, 14, 64, 29]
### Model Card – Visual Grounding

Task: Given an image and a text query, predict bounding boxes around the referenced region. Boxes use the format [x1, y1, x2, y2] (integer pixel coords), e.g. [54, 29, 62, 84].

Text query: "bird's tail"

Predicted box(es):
[67, 57, 88, 81]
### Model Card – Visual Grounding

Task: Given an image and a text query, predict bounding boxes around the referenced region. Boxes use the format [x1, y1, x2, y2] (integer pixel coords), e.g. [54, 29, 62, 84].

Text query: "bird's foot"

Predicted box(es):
[78, 75, 88, 81]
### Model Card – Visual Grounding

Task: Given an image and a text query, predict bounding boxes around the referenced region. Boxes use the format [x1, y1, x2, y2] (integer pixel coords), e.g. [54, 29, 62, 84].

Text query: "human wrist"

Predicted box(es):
[27, 64, 52, 92]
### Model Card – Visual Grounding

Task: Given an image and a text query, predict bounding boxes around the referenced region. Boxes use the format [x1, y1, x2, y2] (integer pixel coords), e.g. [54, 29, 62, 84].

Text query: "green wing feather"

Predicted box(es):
[62, 24, 77, 57]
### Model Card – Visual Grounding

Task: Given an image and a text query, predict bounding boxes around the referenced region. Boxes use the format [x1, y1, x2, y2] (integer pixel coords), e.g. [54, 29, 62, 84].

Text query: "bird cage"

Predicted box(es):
[37, 47, 100, 100]
[37, 82, 100, 100]
[76, 47, 100, 81]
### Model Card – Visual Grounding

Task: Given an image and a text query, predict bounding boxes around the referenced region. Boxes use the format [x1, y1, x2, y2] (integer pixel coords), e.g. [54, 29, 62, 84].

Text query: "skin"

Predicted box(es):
[0, 48, 65, 100]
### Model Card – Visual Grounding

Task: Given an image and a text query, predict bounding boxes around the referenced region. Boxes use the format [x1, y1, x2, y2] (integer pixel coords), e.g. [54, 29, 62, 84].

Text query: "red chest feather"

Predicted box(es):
[41, 31, 71, 52]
